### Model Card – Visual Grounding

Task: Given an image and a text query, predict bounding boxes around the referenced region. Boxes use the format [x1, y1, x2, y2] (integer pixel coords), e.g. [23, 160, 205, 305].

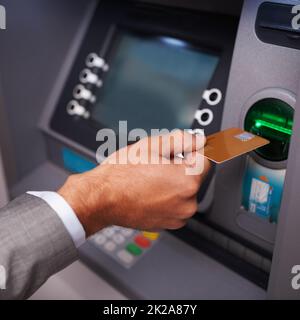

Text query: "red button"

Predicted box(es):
[134, 235, 151, 249]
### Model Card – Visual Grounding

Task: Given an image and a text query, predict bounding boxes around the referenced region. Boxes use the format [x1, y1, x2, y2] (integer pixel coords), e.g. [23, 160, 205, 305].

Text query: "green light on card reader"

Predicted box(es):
[245, 98, 294, 161]
[254, 119, 293, 136]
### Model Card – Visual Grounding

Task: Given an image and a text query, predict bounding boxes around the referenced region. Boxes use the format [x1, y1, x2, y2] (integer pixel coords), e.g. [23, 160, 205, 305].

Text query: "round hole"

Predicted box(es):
[195, 109, 213, 126]
[209, 92, 218, 102]
[201, 112, 210, 122]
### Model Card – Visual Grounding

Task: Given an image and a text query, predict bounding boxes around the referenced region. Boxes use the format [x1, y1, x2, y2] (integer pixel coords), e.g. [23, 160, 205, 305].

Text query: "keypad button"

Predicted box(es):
[121, 228, 134, 237]
[103, 228, 115, 238]
[93, 234, 106, 246]
[117, 250, 134, 264]
[126, 243, 143, 256]
[142, 232, 160, 241]
[113, 234, 125, 244]
[103, 241, 116, 252]
[134, 235, 151, 249]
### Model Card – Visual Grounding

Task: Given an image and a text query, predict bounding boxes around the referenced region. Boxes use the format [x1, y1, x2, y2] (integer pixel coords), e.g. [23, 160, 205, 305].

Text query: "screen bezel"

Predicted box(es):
[50, 0, 238, 154]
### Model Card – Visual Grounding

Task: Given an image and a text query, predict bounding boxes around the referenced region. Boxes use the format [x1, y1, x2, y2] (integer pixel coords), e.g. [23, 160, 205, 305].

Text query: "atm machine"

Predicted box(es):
[2, 0, 300, 299]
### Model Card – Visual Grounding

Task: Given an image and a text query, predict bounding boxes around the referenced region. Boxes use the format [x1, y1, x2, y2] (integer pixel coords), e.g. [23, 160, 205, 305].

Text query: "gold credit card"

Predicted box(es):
[204, 128, 270, 164]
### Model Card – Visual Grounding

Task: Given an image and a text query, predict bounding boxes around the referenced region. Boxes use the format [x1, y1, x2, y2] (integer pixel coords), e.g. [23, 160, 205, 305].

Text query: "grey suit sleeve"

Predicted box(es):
[0, 194, 78, 300]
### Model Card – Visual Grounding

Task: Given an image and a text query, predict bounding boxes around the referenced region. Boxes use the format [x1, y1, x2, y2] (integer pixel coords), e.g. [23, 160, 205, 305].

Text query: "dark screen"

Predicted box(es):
[92, 32, 219, 134]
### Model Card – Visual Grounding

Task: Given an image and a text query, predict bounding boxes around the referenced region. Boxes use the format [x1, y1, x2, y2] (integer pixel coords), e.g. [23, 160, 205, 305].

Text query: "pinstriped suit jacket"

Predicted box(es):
[0, 194, 78, 300]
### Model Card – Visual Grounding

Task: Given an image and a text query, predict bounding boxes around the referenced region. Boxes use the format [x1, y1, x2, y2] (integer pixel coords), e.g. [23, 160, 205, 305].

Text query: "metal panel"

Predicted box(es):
[267, 81, 300, 299]
[207, 0, 300, 253]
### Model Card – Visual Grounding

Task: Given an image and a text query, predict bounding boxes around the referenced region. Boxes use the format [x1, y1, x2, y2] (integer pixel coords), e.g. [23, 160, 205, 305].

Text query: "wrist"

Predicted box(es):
[58, 173, 110, 237]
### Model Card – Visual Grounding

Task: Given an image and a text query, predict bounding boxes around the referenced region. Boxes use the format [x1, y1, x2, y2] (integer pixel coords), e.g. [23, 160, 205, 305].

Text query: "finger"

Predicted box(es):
[183, 151, 211, 177]
[158, 130, 206, 159]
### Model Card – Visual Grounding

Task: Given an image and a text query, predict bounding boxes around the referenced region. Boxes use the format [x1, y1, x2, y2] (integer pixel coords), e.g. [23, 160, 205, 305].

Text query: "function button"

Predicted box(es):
[86, 53, 109, 71]
[202, 88, 222, 106]
[126, 243, 143, 256]
[117, 250, 134, 265]
[113, 234, 125, 245]
[194, 109, 214, 127]
[134, 235, 151, 249]
[142, 232, 160, 241]
[73, 84, 96, 103]
[79, 69, 103, 87]
[201, 112, 210, 122]
[66, 100, 90, 119]
[103, 241, 116, 252]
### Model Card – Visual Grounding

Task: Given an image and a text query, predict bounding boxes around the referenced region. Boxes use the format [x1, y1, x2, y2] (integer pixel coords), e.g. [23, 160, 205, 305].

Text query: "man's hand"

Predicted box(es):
[58, 131, 210, 237]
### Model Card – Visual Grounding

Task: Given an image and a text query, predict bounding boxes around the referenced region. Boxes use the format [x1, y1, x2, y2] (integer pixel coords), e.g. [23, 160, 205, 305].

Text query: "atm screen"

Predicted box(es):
[92, 31, 220, 134]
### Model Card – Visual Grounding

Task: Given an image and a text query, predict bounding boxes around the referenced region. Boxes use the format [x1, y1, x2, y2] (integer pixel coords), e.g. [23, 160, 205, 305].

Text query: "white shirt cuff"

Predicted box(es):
[27, 191, 86, 248]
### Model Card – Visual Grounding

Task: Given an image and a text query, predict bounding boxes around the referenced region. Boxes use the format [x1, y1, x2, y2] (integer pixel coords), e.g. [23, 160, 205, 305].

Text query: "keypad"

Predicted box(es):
[90, 226, 160, 268]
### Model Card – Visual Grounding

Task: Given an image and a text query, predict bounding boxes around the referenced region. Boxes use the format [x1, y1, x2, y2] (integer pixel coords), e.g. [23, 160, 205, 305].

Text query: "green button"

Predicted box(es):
[126, 243, 142, 256]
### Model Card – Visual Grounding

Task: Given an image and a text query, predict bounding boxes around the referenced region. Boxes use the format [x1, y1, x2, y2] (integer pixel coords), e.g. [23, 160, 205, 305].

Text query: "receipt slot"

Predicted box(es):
[242, 98, 294, 223]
